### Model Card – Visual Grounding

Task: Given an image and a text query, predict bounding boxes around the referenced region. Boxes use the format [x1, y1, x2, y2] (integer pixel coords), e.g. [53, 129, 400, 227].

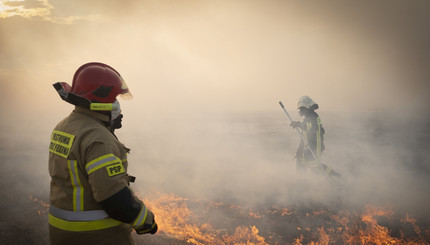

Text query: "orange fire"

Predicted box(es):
[29, 191, 429, 244]
[29, 194, 49, 216]
[331, 204, 427, 245]
[142, 192, 269, 245]
[141, 192, 429, 245]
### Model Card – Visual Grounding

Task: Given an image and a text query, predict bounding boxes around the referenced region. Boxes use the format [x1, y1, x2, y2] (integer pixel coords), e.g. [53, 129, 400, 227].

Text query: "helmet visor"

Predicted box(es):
[119, 91, 133, 100]
[118, 77, 133, 100]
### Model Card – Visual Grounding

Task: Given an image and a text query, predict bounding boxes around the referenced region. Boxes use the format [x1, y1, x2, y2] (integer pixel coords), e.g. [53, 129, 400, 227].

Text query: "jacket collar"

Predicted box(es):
[74, 106, 110, 123]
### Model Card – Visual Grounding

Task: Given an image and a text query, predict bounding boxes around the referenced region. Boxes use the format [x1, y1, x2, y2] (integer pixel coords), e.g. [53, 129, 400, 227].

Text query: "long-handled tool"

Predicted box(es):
[279, 101, 339, 177]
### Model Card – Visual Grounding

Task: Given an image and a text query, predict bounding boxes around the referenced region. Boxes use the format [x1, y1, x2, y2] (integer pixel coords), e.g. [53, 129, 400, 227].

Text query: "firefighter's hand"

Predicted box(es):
[290, 121, 301, 129]
[135, 211, 158, 235]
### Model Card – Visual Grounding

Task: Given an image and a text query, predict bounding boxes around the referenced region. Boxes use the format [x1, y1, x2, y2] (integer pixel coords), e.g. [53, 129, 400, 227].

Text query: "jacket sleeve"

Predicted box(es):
[99, 186, 142, 223]
[84, 141, 155, 228]
[99, 187, 155, 229]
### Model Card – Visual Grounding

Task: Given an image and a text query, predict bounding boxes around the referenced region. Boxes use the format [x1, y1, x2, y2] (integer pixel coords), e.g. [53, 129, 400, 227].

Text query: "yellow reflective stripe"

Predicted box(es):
[316, 117, 322, 159]
[138, 222, 157, 234]
[68, 160, 84, 211]
[90, 103, 117, 111]
[85, 154, 121, 175]
[132, 204, 148, 228]
[306, 122, 312, 131]
[316, 127, 321, 158]
[49, 213, 121, 232]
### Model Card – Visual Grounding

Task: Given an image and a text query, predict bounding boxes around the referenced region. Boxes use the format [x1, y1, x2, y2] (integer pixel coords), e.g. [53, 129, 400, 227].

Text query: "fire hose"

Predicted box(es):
[279, 101, 337, 177]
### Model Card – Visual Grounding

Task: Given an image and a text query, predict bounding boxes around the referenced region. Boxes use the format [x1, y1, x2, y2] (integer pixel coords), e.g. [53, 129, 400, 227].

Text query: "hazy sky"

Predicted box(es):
[1, 0, 429, 118]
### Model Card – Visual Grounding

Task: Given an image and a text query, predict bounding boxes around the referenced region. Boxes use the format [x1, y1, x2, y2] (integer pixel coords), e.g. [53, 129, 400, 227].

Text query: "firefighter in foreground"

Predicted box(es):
[49, 62, 157, 245]
[290, 96, 339, 177]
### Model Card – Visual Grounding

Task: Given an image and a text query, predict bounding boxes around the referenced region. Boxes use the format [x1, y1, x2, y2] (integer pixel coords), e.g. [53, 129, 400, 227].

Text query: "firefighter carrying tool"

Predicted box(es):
[279, 97, 340, 178]
[49, 62, 157, 245]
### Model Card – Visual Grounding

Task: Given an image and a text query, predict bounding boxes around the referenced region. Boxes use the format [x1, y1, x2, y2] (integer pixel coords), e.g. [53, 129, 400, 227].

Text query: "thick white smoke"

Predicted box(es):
[1, 1, 430, 243]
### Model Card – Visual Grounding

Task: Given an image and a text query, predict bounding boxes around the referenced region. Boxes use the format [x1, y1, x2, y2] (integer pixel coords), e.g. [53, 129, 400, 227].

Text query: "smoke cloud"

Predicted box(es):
[1, 0, 430, 243]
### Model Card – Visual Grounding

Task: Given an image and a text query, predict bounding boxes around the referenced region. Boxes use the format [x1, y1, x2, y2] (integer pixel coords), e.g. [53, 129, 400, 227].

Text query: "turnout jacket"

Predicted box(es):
[296, 111, 325, 164]
[48, 107, 149, 245]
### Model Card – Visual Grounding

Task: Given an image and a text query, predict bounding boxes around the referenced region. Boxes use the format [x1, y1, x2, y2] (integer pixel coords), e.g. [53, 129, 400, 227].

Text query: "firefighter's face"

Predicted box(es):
[299, 107, 308, 117]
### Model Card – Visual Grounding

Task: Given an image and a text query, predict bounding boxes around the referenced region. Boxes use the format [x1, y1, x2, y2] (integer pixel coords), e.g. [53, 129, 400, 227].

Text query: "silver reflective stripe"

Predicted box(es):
[50, 205, 109, 221]
[86, 155, 118, 174]
[133, 204, 148, 228]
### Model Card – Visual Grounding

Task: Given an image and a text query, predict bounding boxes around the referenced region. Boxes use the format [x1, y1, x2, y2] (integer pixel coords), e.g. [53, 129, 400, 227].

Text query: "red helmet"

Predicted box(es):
[70, 62, 132, 103]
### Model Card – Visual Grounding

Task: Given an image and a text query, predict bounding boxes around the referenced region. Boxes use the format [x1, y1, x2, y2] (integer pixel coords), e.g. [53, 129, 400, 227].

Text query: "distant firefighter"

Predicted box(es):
[290, 96, 339, 177]
[49, 62, 157, 245]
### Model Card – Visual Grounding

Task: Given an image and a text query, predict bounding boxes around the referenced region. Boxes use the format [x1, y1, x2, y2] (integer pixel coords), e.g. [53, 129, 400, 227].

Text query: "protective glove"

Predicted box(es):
[290, 121, 302, 129]
[136, 222, 158, 235]
[135, 211, 158, 235]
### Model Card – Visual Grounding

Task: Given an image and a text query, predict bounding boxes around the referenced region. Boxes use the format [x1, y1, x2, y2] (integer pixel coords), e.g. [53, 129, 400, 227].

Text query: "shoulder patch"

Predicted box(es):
[106, 163, 125, 177]
[49, 130, 75, 158]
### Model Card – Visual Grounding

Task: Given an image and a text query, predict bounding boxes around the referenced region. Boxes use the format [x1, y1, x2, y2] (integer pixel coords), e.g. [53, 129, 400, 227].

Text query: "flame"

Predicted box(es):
[28, 191, 429, 244]
[266, 206, 293, 216]
[29, 195, 49, 216]
[222, 226, 267, 245]
[315, 227, 330, 245]
[294, 234, 304, 245]
[330, 204, 428, 245]
[281, 208, 293, 216]
[248, 210, 263, 219]
[142, 192, 269, 245]
[141, 192, 429, 244]
[401, 213, 425, 240]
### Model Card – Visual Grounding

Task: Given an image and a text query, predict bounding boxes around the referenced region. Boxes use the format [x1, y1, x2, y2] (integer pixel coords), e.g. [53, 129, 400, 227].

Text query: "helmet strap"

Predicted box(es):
[90, 103, 118, 111]
[54, 82, 92, 109]
[53, 82, 120, 123]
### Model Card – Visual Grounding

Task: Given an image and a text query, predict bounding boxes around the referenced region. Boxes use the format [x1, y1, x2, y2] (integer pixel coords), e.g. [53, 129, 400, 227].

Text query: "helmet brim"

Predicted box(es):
[119, 91, 133, 100]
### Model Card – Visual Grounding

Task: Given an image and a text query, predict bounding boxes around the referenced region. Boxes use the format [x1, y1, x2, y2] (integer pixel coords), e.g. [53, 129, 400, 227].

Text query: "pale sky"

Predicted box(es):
[1, 0, 429, 120]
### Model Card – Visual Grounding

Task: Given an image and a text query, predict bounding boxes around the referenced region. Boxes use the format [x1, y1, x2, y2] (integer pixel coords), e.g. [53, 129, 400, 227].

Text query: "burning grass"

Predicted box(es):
[27, 191, 430, 244]
[138, 191, 430, 245]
